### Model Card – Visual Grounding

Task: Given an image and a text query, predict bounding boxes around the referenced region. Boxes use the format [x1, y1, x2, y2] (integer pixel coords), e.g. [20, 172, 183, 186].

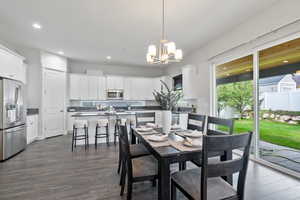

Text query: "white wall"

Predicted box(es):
[69, 59, 165, 77]
[166, 0, 300, 115]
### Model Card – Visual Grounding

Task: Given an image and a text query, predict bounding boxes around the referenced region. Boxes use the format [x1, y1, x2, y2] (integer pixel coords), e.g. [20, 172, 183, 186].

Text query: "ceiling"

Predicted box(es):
[0, 0, 280, 67]
[216, 37, 300, 78]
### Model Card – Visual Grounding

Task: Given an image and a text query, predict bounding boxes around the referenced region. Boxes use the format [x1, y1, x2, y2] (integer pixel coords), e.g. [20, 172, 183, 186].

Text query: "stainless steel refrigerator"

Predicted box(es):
[0, 78, 26, 161]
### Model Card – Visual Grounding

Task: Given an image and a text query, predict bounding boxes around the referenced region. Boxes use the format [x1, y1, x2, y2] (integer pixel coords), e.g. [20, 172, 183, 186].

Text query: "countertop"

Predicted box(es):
[71, 111, 136, 117]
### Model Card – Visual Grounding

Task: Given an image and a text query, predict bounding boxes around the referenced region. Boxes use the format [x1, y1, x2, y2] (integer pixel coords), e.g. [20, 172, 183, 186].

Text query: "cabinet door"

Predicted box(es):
[69, 74, 81, 100]
[123, 77, 132, 100]
[87, 76, 99, 100]
[0, 48, 24, 81]
[106, 76, 124, 89]
[79, 75, 88, 100]
[98, 76, 107, 100]
[115, 76, 124, 89]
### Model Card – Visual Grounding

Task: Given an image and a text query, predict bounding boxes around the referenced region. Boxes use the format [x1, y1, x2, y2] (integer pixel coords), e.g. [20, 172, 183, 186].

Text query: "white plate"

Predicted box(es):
[137, 127, 153, 132]
[148, 135, 168, 142]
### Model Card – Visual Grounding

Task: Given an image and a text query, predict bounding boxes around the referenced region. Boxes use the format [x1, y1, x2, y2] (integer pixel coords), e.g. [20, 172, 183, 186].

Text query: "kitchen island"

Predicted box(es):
[71, 111, 136, 145]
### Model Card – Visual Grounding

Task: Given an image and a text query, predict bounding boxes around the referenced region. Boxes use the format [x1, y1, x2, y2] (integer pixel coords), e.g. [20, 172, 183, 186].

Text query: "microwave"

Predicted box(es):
[107, 89, 124, 100]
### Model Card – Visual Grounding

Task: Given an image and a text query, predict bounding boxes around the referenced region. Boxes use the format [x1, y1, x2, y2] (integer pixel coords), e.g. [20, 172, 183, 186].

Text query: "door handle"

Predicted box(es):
[60, 110, 64, 112]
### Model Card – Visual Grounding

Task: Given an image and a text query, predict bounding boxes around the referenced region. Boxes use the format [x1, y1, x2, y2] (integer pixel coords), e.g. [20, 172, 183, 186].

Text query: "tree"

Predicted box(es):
[217, 81, 253, 119]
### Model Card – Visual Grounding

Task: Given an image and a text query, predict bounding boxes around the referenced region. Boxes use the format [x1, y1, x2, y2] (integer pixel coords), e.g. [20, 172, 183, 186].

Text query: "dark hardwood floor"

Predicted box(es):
[0, 135, 300, 200]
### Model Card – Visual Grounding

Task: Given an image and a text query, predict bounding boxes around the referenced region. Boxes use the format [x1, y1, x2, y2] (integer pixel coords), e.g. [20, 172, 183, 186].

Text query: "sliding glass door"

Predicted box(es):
[258, 38, 300, 173]
[214, 36, 300, 174]
[215, 55, 254, 152]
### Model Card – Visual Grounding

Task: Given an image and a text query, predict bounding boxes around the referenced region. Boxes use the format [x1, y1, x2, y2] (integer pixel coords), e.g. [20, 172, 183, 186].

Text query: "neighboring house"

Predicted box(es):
[293, 73, 300, 89]
[259, 74, 296, 94]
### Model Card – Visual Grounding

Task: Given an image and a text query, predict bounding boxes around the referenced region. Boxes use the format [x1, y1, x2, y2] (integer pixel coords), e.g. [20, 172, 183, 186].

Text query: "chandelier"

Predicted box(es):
[146, 0, 183, 64]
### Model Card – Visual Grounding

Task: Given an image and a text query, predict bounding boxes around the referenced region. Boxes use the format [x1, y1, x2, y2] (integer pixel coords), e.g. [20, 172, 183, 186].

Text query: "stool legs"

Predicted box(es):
[71, 125, 88, 152]
[95, 123, 110, 149]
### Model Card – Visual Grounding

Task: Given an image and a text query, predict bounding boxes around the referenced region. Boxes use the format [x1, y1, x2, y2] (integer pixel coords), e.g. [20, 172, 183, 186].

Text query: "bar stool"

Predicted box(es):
[72, 120, 89, 152]
[95, 119, 109, 149]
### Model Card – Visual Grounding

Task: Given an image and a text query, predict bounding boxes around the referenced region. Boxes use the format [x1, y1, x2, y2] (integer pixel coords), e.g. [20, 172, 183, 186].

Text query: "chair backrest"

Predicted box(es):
[207, 116, 234, 135]
[118, 124, 133, 176]
[187, 113, 206, 132]
[135, 112, 156, 127]
[201, 132, 253, 200]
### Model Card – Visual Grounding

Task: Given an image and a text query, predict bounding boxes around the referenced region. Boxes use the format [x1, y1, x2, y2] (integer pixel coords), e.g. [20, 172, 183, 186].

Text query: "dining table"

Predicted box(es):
[131, 127, 233, 200]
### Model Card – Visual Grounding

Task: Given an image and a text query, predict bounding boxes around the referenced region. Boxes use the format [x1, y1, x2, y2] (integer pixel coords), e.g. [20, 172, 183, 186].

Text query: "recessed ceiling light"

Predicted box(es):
[58, 51, 64, 55]
[283, 60, 289, 63]
[106, 56, 112, 60]
[32, 23, 42, 29]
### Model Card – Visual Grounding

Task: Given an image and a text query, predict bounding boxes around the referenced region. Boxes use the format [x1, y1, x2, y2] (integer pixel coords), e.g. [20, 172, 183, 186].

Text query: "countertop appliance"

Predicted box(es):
[106, 89, 124, 100]
[0, 78, 26, 161]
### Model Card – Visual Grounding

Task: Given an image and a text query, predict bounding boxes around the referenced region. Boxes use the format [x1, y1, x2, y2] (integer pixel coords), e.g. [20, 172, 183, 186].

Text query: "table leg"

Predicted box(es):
[221, 150, 233, 185]
[158, 159, 170, 200]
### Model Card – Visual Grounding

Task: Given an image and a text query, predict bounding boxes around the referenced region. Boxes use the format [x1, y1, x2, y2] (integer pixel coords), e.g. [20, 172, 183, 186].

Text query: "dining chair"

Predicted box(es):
[171, 132, 253, 200]
[207, 116, 234, 135]
[135, 112, 156, 127]
[119, 125, 158, 200]
[117, 121, 150, 175]
[191, 116, 234, 167]
[180, 113, 206, 170]
[187, 113, 206, 131]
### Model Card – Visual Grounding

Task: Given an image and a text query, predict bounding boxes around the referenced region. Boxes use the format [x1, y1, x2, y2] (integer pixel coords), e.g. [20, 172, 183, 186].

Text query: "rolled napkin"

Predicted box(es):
[184, 137, 202, 147]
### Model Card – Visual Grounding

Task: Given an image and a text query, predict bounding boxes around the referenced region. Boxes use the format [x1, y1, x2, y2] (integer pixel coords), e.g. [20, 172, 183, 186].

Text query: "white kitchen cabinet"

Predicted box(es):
[26, 115, 39, 144]
[106, 76, 124, 90]
[87, 76, 99, 100]
[182, 66, 200, 99]
[123, 77, 132, 100]
[98, 76, 107, 100]
[79, 75, 88, 99]
[0, 47, 26, 83]
[69, 74, 81, 100]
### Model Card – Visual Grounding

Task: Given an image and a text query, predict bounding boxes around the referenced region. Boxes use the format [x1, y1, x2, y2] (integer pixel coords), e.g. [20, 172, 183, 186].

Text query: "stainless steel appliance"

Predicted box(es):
[106, 89, 124, 100]
[0, 78, 26, 161]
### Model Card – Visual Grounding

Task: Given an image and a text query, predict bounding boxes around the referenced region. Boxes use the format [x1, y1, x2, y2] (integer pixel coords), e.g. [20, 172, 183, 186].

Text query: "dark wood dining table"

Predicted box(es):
[131, 128, 233, 200]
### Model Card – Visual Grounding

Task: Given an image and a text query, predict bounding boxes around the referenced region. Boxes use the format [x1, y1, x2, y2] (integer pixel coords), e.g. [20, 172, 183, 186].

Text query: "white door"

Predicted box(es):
[43, 69, 66, 138]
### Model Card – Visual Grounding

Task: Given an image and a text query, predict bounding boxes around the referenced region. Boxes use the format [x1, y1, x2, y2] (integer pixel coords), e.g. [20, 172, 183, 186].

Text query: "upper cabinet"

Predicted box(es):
[182, 65, 200, 99]
[106, 76, 124, 90]
[68, 74, 174, 101]
[41, 52, 67, 72]
[69, 74, 107, 100]
[0, 46, 26, 84]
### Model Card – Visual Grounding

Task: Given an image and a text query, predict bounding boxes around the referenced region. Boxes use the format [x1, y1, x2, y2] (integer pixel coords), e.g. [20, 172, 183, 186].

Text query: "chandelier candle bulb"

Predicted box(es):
[148, 45, 157, 56]
[175, 49, 183, 60]
[167, 42, 176, 54]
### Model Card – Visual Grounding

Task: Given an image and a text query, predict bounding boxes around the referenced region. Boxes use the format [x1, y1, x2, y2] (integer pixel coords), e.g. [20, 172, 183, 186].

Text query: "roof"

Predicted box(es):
[259, 75, 285, 86]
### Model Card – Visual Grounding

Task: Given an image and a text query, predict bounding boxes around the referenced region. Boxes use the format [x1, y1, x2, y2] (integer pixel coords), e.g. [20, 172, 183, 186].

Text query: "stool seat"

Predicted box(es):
[74, 120, 88, 129]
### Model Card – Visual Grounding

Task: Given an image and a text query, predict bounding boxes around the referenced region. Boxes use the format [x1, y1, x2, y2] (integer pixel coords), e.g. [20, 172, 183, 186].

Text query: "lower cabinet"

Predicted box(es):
[26, 115, 39, 144]
[67, 113, 75, 133]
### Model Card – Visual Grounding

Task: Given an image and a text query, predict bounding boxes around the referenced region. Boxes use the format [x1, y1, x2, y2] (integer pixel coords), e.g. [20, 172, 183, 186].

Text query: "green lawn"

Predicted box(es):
[219, 119, 300, 150]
